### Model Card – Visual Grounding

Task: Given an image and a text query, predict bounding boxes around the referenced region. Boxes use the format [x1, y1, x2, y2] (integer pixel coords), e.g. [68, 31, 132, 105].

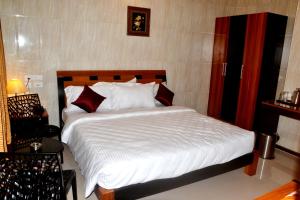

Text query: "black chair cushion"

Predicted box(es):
[0, 153, 65, 200]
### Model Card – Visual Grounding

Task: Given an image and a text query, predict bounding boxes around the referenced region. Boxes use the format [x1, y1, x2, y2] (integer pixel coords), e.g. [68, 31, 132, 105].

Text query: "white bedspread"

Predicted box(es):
[61, 106, 255, 197]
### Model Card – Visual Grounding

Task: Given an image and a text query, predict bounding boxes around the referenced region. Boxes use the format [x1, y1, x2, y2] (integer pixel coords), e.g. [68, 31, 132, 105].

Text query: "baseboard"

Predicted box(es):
[276, 144, 300, 158]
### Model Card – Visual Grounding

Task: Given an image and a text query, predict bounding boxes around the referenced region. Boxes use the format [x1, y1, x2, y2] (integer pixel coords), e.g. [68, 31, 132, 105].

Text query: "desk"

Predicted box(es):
[261, 101, 300, 157]
[261, 101, 300, 120]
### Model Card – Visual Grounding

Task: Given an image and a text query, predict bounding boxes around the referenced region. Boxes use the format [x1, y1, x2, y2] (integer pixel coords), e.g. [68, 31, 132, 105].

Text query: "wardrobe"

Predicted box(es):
[207, 12, 287, 132]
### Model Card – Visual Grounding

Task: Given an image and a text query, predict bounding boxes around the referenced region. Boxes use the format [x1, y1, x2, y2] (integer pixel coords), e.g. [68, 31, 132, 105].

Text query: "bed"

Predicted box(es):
[57, 70, 258, 200]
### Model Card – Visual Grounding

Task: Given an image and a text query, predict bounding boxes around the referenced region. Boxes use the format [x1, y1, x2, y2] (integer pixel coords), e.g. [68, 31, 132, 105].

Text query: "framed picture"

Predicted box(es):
[127, 6, 151, 37]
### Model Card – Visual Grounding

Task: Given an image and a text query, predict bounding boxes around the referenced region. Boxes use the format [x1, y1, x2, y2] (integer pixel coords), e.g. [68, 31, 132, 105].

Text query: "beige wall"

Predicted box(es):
[278, 1, 300, 153]
[0, 0, 228, 126]
[0, 0, 299, 152]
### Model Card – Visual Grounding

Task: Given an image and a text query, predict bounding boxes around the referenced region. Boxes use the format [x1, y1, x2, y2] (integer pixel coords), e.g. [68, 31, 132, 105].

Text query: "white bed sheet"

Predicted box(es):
[61, 106, 255, 197]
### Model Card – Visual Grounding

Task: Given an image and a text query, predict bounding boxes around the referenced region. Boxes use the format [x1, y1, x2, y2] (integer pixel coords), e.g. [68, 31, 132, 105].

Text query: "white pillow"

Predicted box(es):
[64, 86, 84, 112]
[64, 85, 113, 112]
[111, 83, 156, 110]
[93, 78, 138, 86]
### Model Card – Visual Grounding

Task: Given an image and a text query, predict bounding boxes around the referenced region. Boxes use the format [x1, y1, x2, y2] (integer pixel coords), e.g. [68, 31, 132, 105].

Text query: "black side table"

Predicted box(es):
[16, 138, 64, 163]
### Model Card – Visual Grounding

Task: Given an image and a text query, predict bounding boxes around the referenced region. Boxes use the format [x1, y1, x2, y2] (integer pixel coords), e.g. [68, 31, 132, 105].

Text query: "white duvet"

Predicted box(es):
[61, 106, 255, 197]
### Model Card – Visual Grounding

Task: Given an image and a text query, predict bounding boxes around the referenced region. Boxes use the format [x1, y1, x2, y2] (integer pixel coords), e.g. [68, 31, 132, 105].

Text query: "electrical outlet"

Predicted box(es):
[24, 75, 43, 81]
[34, 82, 43, 88]
[24, 75, 43, 88]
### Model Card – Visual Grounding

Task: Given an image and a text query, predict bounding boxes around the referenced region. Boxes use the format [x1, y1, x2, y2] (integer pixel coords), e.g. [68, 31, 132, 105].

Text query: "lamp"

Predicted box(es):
[7, 79, 26, 96]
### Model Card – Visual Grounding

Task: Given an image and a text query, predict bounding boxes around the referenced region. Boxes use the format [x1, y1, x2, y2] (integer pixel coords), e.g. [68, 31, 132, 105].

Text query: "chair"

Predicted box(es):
[0, 153, 77, 200]
[7, 94, 61, 151]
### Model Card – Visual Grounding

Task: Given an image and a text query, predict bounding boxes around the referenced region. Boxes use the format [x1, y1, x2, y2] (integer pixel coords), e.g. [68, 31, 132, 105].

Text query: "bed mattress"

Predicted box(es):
[61, 106, 255, 197]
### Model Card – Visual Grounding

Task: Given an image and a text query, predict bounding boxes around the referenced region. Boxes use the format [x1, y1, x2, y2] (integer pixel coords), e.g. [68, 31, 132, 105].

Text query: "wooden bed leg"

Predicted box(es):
[95, 186, 115, 200]
[244, 150, 259, 176]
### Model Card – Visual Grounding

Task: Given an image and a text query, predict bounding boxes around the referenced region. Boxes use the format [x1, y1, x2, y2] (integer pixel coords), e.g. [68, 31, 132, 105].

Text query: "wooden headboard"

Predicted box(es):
[56, 70, 166, 127]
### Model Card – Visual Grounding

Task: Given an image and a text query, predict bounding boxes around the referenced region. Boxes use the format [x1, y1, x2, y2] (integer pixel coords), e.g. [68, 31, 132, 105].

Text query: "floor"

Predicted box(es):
[62, 146, 300, 200]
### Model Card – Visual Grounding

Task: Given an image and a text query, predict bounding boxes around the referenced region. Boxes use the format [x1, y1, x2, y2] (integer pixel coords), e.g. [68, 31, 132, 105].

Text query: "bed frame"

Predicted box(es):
[56, 70, 258, 200]
[57, 70, 166, 128]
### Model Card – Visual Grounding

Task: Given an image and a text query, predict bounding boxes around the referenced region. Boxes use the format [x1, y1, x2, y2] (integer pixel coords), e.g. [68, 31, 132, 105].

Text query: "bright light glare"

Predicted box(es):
[18, 35, 26, 47]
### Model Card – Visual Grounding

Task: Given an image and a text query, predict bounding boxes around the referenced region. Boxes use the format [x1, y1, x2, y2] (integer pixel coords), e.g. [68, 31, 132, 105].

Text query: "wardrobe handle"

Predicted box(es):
[221, 63, 225, 76]
[224, 63, 227, 76]
[240, 64, 244, 79]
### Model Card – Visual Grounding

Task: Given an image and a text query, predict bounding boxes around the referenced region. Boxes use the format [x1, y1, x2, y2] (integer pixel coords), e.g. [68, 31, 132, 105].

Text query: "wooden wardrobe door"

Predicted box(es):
[220, 15, 247, 123]
[207, 17, 230, 118]
[235, 13, 268, 130]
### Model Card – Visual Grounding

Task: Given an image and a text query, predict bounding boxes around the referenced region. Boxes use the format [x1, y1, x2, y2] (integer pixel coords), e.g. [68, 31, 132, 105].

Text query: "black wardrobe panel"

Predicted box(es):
[221, 15, 247, 123]
[254, 13, 287, 133]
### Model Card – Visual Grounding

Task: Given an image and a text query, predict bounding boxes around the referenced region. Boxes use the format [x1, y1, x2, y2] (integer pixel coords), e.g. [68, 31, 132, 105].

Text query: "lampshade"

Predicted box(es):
[7, 79, 26, 95]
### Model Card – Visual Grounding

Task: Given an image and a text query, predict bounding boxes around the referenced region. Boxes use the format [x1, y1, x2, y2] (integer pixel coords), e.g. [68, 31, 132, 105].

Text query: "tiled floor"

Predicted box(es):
[62, 146, 300, 200]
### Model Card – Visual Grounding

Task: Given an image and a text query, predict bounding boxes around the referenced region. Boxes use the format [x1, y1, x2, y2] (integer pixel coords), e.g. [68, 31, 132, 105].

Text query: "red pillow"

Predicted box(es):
[72, 85, 106, 113]
[155, 84, 174, 106]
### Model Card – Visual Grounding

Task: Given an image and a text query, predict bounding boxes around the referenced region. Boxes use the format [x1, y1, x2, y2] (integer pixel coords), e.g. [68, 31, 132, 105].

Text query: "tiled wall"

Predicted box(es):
[278, 1, 300, 153]
[0, 0, 228, 125]
[0, 0, 299, 151]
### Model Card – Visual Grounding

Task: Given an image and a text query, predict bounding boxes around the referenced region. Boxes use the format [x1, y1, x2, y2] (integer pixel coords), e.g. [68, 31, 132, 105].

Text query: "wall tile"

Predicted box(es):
[276, 35, 293, 97]
[15, 0, 61, 18]
[201, 33, 214, 63]
[87, 0, 125, 24]
[224, 6, 237, 16]
[40, 19, 61, 61]
[189, 33, 203, 63]
[18, 0, 41, 17]
[287, 0, 298, 17]
[60, 0, 88, 21]
[150, 1, 168, 30]
[0, 0, 19, 16]
[224, 0, 238, 7]
[60, 20, 86, 62]
[0, 16, 17, 56]
[286, 17, 296, 35]
[278, 117, 300, 152]
[16, 16, 40, 60]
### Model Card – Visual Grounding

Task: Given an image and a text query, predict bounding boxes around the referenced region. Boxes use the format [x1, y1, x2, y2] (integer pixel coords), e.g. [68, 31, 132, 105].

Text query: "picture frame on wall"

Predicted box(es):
[127, 6, 151, 37]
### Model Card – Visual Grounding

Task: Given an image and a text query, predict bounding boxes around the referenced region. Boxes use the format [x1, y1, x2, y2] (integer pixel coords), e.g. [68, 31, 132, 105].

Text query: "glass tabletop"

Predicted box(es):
[16, 137, 64, 153]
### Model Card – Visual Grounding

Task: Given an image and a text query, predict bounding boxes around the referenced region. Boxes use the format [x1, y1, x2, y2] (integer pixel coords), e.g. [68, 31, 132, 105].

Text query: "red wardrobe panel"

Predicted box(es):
[207, 17, 230, 118]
